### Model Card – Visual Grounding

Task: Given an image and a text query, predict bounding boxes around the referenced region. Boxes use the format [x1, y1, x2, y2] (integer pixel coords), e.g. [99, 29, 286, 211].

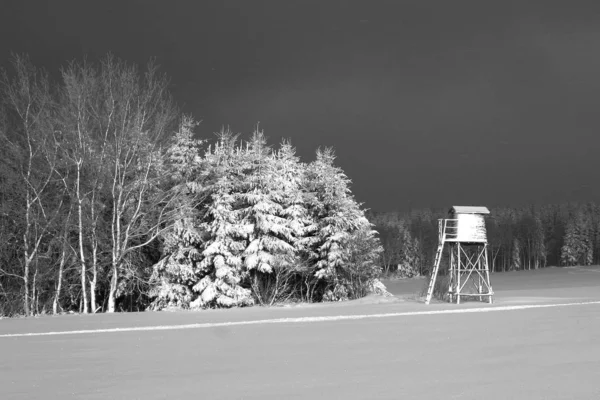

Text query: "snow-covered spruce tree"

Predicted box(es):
[238, 132, 310, 305]
[303, 148, 382, 301]
[150, 125, 254, 309]
[274, 140, 314, 251]
[149, 117, 208, 309]
[274, 140, 321, 302]
[191, 130, 254, 308]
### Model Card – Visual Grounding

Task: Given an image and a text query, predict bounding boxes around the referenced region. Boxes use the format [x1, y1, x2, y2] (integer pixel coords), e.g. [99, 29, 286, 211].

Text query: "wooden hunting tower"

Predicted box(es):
[425, 206, 494, 304]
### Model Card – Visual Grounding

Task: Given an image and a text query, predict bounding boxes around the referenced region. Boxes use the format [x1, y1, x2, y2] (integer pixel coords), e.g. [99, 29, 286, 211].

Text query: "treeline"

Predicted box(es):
[370, 202, 600, 276]
[0, 55, 382, 317]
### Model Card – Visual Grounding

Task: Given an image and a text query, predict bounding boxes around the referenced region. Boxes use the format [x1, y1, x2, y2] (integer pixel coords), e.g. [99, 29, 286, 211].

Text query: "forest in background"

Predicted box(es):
[0, 54, 383, 317]
[370, 202, 600, 277]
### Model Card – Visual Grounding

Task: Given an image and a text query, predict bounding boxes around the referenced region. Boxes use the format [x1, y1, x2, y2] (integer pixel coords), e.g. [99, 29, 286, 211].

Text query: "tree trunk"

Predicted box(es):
[77, 164, 89, 314]
[107, 261, 118, 313]
[32, 262, 39, 315]
[90, 253, 98, 313]
[79, 253, 88, 313]
[90, 188, 100, 313]
[23, 249, 30, 317]
[53, 244, 67, 315]
[23, 192, 32, 316]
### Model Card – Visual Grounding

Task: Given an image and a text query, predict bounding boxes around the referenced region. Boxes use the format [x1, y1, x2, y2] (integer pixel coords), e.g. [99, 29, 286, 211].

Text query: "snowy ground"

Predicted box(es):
[1, 266, 600, 399]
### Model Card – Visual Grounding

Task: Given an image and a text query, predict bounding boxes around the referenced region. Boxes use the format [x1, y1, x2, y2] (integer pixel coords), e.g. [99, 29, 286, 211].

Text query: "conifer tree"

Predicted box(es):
[192, 130, 254, 308]
[304, 148, 382, 300]
[239, 130, 294, 274]
[274, 140, 313, 247]
[149, 117, 206, 309]
[238, 133, 309, 304]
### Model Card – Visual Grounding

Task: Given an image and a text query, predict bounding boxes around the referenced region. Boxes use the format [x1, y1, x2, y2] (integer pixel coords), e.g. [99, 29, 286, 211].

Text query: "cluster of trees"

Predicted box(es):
[371, 202, 600, 276]
[0, 55, 382, 317]
[151, 123, 382, 310]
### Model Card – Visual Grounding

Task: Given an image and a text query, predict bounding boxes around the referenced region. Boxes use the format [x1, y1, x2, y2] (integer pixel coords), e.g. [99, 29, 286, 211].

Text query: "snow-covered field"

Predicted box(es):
[1, 266, 599, 399]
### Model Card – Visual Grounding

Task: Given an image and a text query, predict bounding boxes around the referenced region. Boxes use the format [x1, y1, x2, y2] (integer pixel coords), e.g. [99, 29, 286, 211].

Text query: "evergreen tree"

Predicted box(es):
[239, 130, 295, 273]
[149, 117, 207, 309]
[239, 135, 311, 304]
[192, 131, 254, 308]
[304, 148, 382, 300]
[274, 140, 313, 249]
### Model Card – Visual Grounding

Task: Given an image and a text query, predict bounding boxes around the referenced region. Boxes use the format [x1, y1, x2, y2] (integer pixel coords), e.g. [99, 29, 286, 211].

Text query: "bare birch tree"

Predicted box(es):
[0, 55, 64, 315]
[89, 55, 178, 312]
[62, 61, 111, 313]
[60, 60, 99, 313]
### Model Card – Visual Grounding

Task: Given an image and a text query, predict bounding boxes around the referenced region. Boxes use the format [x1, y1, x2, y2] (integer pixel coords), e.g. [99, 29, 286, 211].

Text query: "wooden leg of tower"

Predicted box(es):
[456, 243, 461, 305]
[448, 245, 454, 303]
[478, 246, 483, 302]
[453, 244, 458, 304]
[484, 244, 493, 304]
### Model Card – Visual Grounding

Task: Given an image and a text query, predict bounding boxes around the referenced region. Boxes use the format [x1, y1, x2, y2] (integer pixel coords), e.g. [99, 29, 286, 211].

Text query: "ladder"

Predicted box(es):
[425, 241, 444, 304]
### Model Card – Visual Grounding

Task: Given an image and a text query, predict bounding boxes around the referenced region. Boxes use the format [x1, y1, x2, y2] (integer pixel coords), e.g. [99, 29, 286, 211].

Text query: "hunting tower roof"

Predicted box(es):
[449, 206, 490, 215]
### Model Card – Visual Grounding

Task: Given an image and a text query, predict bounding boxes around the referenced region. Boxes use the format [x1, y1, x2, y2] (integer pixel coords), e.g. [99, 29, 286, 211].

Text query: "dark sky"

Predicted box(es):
[2, 0, 600, 212]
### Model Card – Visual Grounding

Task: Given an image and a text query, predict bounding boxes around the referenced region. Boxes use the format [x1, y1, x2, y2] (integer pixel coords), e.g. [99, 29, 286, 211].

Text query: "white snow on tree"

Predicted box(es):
[236, 132, 312, 303]
[304, 148, 382, 301]
[150, 127, 253, 309]
[238, 131, 296, 273]
[148, 117, 207, 309]
[150, 129, 385, 310]
[192, 131, 254, 308]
